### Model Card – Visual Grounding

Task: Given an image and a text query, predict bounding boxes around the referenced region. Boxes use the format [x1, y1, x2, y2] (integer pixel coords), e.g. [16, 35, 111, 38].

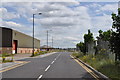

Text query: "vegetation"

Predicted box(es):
[74, 8, 120, 80]
[97, 30, 112, 41]
[0, 53, 14, 63]
[76, 42, 85, 53]
[0, 53, 14, 57]
[109, 8, 120, 61]
[2, 59, 13, 63]
[77, 29, 94, 54]
[84, 29, 94, 43]
[30, 51, 48, 57]
[72, 52, 120, 80]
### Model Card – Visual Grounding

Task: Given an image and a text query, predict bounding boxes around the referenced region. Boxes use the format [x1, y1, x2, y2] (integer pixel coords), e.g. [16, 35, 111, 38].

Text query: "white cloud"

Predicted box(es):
[64, 36, 80, 41]
[92, 14, 113, 30]
[3, 21, 22, 27]
[100, 4, 118, 12]
[1, 2, 117, 48]
[86, 3, 102, 8]
[0, 7, 20, 19]
[1, 0, 120, 2]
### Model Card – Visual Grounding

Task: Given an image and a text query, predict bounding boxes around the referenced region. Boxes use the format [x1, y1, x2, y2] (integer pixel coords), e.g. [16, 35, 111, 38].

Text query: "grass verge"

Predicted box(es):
[2, 59, 13, 63]
[30, 51, 48, 57]
[72, 52, 120, 80]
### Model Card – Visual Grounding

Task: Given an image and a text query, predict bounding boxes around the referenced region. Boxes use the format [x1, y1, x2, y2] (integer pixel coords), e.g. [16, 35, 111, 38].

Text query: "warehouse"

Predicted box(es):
[0, 27, 40, 54]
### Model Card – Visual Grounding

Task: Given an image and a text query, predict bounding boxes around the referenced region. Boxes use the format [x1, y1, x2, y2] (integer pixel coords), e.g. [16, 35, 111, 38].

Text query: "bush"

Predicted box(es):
[2, 56, 6, 62]
[40, 51, 47, 54]
[34, 52, 39, 55]
[72, 53, 81, 58]
[115, 61, 120, 66]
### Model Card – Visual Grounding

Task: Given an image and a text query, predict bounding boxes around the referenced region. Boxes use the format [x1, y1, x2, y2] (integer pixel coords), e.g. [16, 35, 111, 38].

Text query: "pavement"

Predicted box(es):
[1, 52, 107, 80]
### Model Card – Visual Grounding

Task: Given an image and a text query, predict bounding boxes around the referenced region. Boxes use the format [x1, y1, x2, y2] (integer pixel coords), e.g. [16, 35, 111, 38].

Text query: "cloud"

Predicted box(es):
[86, 3, 102, 8]
[94, 3, 118, 15]
[3, 21, 23, 27]
[0, 7, 20, 19]
[92, 14, 113, 30]
[2, 21, 32, 35]
[100, 4, 118, 12]
[1, 2, 117, 48]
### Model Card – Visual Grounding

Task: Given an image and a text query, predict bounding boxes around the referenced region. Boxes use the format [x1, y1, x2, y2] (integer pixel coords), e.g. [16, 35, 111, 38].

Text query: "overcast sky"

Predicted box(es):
[0, 1, 118, 48]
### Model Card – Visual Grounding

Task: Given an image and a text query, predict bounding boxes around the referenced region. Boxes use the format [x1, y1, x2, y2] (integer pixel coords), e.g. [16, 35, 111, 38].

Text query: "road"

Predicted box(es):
[2, 52, 97, 80]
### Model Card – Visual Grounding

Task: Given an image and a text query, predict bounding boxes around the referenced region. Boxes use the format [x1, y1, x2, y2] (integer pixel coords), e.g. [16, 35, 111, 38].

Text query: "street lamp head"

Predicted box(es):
[39, 13, 42, 15]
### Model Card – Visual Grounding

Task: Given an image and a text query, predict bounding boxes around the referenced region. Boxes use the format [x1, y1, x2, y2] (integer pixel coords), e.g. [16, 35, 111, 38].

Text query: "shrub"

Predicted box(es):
[2, 56, 6, 62]
[34, 52, 39, 55]
[72, 53, 81, 58]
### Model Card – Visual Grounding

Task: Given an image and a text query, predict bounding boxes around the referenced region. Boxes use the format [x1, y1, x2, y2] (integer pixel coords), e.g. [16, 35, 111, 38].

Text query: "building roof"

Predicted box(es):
[0, 27, 40, 41]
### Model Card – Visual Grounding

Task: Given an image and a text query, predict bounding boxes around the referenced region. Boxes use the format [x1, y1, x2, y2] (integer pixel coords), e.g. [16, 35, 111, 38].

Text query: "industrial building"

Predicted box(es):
[0, 27, 40, 54]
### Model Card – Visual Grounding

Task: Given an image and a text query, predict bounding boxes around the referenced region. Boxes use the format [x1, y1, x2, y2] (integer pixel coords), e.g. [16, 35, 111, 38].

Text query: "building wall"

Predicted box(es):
[0, 27, 40, 54]
[13, 30, 40, 48]
[2, 47, 12, 54]
[17, 48, 38, 53]
[0, 27, 12, 47]
[13, 30, 40, 53]
[0, 27, 12, 54]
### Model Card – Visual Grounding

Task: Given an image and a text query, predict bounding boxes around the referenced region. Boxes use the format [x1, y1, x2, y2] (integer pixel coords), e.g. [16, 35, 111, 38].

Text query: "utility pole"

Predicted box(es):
[52, 36, 53, 48]
[46, 30, 52, 51]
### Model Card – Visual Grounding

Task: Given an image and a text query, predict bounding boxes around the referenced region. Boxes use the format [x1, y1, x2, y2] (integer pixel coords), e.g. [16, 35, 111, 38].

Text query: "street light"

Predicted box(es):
[32, 13, 42, 57]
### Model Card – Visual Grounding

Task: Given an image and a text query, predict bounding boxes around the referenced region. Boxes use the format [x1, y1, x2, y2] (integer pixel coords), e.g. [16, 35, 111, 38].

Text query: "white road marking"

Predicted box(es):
[45, 65, 51, 71]
[54, 54, 61, 61]
[54, 58, 56, 61]
[37, 75, 43, 80]
[51, 61, 55, 64]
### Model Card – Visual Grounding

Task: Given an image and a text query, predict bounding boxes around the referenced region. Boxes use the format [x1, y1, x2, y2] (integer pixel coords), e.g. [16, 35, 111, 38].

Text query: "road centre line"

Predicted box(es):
[54, 58, 56, 61]
[37, 75, 43, 80]
[70, 55, 99, 80]
[54, 54, 61, 60]
[38, 53, 61, 80]
[51, 61, 55, 64]
[45, 65, 51, 72]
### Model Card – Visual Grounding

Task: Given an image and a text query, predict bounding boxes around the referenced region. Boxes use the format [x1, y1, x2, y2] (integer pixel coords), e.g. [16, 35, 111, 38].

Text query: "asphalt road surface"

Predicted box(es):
[2, 52, 97, 80]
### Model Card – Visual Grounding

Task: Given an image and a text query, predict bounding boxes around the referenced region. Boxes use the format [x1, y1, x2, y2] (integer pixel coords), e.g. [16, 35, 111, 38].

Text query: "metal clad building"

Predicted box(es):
[0, 27, 40, 54]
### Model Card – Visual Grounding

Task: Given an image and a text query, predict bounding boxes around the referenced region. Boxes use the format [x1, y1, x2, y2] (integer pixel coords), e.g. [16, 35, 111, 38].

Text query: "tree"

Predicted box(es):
[109, 8, 120, 61]
[97, 30, 112, 41]
[84, 29, 94, 53]
[98, 30, 103, 39]
[76, 42, 85, 53]
[84, 29, 94, 43]
[102, 30, 112, 41]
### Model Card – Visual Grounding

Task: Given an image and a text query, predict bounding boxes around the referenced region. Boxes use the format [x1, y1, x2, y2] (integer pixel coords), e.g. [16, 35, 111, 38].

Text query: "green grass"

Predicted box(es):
[0, 53, 14, 57]
[2, 59, 13, 63]
[72, 52, 120, 80]
[30, 51, 48, 57]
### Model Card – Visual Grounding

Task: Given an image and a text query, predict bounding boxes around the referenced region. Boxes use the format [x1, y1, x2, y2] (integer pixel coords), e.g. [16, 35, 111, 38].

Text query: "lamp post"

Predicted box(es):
[32, 13, 42, 56]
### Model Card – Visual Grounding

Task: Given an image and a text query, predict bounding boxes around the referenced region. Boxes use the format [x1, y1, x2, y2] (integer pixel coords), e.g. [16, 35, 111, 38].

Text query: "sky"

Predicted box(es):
[0, 0, 119, 48]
